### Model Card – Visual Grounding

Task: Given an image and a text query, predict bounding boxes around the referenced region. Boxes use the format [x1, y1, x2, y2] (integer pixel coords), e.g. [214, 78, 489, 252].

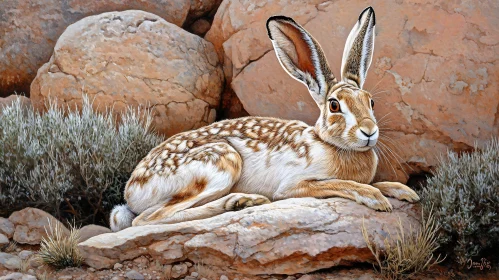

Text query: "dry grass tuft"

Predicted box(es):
[38, 220, 83, 269]
[19, 258, 30, 273]
[362, 207, 444, 279]
[1, 240, 18, 253]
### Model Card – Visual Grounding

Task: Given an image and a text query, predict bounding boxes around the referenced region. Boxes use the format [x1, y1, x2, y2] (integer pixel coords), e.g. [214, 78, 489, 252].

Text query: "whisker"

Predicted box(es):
[378, 139, 412, 177]
[379, 136, 413, 169]
[376, 142, 397, 176]
[367, 75, 388, 94]
[371, 89, 391, 95]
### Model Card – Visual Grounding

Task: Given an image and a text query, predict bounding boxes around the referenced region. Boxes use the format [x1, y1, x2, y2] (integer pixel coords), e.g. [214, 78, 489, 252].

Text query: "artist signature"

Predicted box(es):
[465, 258, 492, 270]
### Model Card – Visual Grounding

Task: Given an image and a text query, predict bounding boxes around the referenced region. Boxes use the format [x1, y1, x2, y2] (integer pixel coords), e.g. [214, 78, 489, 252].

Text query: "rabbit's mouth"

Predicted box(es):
[360, 138, 378, 149]
[350, 127, 379, 151]
[346, 139, 377, 152]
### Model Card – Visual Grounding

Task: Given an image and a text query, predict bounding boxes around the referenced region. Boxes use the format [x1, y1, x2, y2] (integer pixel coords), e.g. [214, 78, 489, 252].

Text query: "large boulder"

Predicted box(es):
[0, 0, 192, 97]
[205, 0, 499, 181]
[8, 208, 69, 245]
[31, 10, 224, 136]
[79, 197, 419, 275]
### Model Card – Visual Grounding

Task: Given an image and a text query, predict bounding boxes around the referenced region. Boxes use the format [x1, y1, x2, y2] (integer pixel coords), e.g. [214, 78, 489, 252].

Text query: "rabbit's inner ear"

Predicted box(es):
[267, 16, 336, 107]
[341, 7, 376, 89]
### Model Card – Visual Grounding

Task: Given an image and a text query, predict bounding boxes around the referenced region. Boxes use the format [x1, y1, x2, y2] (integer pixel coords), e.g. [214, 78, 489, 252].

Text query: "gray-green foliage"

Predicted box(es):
[421, 138, 499, 264]
[0, 97, 162, 224]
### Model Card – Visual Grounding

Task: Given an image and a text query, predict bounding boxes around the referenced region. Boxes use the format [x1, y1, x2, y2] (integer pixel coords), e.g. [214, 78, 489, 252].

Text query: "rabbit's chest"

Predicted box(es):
[318, 146, 378, 184]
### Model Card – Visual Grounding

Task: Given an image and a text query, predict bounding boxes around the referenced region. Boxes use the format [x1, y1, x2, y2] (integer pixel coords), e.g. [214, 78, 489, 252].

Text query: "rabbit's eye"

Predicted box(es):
[371, 99, 374, 109]
[329, 100, 341, 113]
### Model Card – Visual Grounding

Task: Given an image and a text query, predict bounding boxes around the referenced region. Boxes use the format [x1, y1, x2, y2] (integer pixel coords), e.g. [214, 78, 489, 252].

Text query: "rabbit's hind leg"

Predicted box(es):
[131, 142, 243, 226]
[143, 193, 271, 224]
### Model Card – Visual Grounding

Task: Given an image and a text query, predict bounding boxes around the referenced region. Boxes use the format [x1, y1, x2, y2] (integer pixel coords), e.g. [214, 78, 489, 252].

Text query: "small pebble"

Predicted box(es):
[220, 276, 229, 280]
[88, 267, 96, 272]
[18, 250, 34, 260]
[114, 263, 124, 270]
[191, 272, 199, 277]
[125, 269, 145, 280]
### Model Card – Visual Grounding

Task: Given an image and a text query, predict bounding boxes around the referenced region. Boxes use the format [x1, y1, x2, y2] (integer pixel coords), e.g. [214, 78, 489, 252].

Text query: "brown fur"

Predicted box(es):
[143, 177, 208, 222]
[280, 179, 391, 212]
[166, 177, 208, 206]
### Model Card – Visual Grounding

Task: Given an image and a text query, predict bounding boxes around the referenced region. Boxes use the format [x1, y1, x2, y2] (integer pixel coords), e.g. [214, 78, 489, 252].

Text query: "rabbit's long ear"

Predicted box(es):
[341, 7, 376, 89]
[267, 16, 336, 107]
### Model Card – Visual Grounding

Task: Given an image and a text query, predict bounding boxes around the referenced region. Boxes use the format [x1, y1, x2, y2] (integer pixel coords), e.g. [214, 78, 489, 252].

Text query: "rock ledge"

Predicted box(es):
[79, 197, 419, 275]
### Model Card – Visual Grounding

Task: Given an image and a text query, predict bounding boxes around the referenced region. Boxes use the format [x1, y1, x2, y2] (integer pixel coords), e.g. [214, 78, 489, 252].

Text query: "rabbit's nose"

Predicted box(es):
[359, 119, 377, 137]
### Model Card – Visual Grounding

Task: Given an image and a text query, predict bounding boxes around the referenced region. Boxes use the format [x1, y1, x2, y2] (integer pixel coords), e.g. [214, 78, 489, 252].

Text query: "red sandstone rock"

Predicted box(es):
[8, 208, 69, 245]
[30, 10, 224, 136]
[205, 0, 499, 181]
[79, 197, 419, 274]
[0, 0, 191, 97]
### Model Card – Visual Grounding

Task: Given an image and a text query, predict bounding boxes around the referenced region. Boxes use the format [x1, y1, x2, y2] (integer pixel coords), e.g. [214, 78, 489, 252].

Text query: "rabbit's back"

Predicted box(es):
[128, 116, 315, 187]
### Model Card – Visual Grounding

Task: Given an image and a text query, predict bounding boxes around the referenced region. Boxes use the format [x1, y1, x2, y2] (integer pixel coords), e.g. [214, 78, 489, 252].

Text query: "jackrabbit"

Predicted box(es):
[110, 7, 419, 232]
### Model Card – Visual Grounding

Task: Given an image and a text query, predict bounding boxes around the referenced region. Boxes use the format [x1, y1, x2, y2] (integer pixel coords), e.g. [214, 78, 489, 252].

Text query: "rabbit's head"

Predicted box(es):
[267, 7, 377, 151]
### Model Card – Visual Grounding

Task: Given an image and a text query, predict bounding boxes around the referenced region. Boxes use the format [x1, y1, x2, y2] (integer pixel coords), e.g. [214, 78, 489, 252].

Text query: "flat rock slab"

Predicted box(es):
[79, 197, 419, 275]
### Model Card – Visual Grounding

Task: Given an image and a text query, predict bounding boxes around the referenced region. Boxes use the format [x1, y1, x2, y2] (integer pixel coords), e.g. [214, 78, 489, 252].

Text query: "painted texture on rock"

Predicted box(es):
[205, 0, 499, 181]
[0, 0, 194, 97]
[30, 10, 224, 136]
[79, 197, 419, 275]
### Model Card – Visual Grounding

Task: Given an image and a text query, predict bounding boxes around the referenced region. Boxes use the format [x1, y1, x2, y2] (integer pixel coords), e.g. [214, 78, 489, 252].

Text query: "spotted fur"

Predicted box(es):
[110, 7, 420, 232]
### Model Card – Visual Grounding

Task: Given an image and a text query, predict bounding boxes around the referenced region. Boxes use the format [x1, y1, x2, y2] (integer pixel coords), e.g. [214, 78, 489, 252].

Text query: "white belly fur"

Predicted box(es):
[228, 137, 326, 199]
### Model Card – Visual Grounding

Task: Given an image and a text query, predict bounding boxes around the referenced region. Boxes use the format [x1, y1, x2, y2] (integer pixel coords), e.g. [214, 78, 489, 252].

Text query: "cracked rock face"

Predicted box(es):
[0, 0, 192, 98]
[31, 10, 223, 136]
[206, 0, 499, 181]
[79, 197, 419, 275]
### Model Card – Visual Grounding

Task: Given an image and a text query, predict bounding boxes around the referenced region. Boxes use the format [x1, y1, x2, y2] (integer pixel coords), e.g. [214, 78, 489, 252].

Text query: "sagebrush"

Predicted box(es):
[0, 97, 162, 225]
[362, 208, 444, 279]
[421, 138, 499, 265]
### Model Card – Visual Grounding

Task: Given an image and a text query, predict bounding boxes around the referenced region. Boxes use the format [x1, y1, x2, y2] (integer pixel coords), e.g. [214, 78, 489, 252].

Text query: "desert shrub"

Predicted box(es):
[362, 208, 444, 279]
[0, 97, 162, 225]
[38, 220, 83, 269]
[421, 138, 499, 265]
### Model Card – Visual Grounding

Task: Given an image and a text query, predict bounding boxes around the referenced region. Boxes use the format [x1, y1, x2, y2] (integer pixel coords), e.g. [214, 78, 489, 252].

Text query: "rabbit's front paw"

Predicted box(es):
[225, 193, 271, 211]
[354, 189, 393, 212]
[372, 182, 420, 203]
